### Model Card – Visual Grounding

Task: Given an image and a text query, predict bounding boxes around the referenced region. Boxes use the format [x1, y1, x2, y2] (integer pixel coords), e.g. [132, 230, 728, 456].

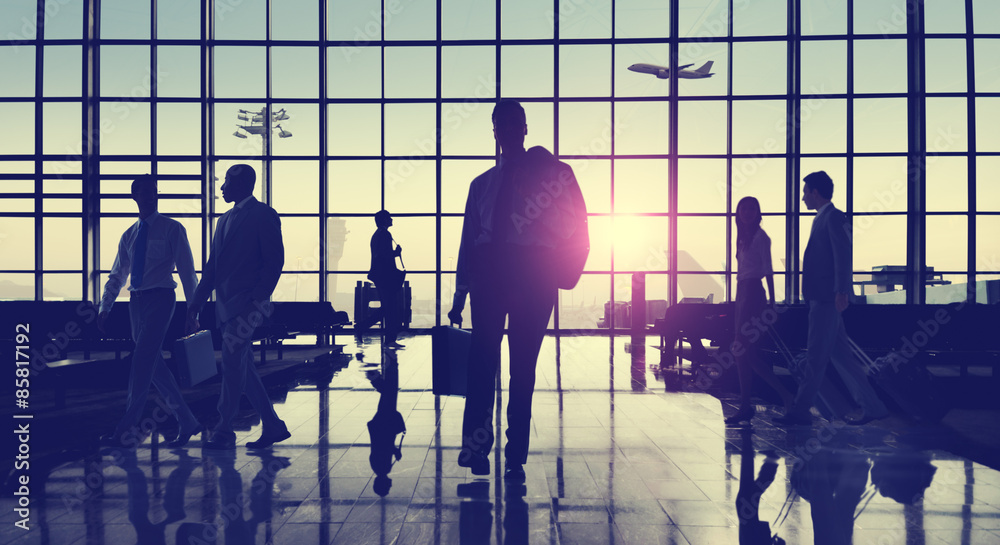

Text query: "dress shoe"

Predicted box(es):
[203, 431, 236, 450]
[724, 406, 755, 426]
[384, 340, 405, 349]
[246, 425, 291, 449]
[772, 412, 812, 427]
[503, 462, 526, 484]
[167, 424, 204, 449]
[458, 451, 490, 476]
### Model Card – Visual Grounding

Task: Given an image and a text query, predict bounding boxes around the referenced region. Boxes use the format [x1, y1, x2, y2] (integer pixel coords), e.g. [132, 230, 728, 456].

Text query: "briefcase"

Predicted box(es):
[432, 325, 471, 397]
[172, 330, 217, 387]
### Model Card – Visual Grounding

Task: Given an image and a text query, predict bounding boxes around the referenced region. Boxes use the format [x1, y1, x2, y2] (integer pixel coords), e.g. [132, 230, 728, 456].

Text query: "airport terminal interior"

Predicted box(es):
[2, 0, 1000, 543]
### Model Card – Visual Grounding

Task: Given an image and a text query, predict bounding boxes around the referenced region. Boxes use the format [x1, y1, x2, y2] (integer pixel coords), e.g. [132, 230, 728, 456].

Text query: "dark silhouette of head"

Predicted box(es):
[803, 171, 833, 210]
[492, 99, 527, 155]
[374, 209, 393, 229]
[373, 475, 392, 497]
[222, 164, 256, 204]
[131, 175, 158, 216]
[735, 196, 763, 253]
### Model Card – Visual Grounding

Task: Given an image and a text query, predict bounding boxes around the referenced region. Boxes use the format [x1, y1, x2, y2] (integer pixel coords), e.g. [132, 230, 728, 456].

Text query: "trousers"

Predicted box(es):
[215, 301, 282, 434]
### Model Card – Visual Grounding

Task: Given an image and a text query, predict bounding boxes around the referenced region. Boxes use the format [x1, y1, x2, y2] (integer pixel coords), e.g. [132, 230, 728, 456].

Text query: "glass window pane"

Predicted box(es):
[0, 218, 35, 270]
[801, 40, 846, 95]
[925, 0, 967, 33]
[523, 102, 555, 152]
[678, 159, 726, 213]
[43, 102, 81, 156]
[614, 43, 670, 98]
[615, 0, 670, 39]
[329, 46, 381, 99]
[329, 104, 381, 156]
[854, 40, 907, 94]
[800, 98, 847, 154]
[559, 102, 611, 156]
[977, 216, 1000, 271]
[385, 47, 436, 99]
[43, 217, 81, 270]
[560, 45, 611, 98]
[441, 103, 495, 156]
[679, 0, 728, 38]
[559, 274, 609, 329]
[501, 46, 554, 98]
[0, 274, 35, 300]
[44, 0, 84, 40]
[614, 215, 670, 271]
[443, 0, 496, 40]
[614, 159, 669, 214]
[500, 0, 553, 39]
[384, 103, 436, 157]
[1, 0, 37, 41]
[732, 100, 786, 155]
[975, 40, 1000, 93]
[678, 42, 727, 97]
[215, 0, 265, 40]
[926, 215, 967, 271]
[100, 46, 151, 99]
[926, 97, 967, 153]
[405, 272, 438, 328]
[384, 0, 436, 40]
[678, 101, 727, 155]
[158, 46, 201, 98]
[978, 156, 1000, 212]
[853, 0, 907, 35]
[441, 216, 463, 271]
[925, 39, 967, 93]
[733, 0, 786, 37]
[442, 160, 493, 214]
[214, 47, 266, 99]
[853, 98, 907, 153]
[732, 42, 786, 96]
[42, 274, 82, 301]
[215, 103, 264, 156]
[329, 0, 380, 41]
[802, 0, 846, 35]
[271, 273, 320, 302]
[587, 215, 611, 271]
[799, 158, 847, 206]
[0, 46, 34, 98]
[973, 0, 1000, 33]
[567, 159, 611, 214]
[926, 156, 968, 212]
[853, 157, 908, 214]
[614, 102, 669, 156]
[272, 103, 319, 157]
[442, 46, 496, 99]
[732, 158, 786, 214]
[328, 160, 382, 214]
[101, 0, 150, 39]
[853, 215, 906, 272]
[0, 103, 35, 154]
[976, 98, 1000, 152]
[280, 217, 320, 272]
[677, 216, 726, 272]
[273, 0, 318, 41]
[272, 48, 319, 99]
[388, 217, 436, 271]
[43, 46, 81, 97]
[385, 160, 436, 213]
[101, 102, 151, 156]
[273, 161, 319, 215]
[560, 0, 612, 39]
[157, 103, 202, 156]
[158, 0, 201, 40]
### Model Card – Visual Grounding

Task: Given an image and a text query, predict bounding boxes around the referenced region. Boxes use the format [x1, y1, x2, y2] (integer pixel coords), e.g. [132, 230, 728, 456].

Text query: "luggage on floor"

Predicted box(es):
[432, 324, 471, 397]
[767, 329, 854, 420]
[848, 338, 949, 422]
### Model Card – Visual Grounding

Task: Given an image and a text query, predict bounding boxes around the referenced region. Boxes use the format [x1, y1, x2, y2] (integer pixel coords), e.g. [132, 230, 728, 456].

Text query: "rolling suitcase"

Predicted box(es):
[848, 338, 948, 422]
[767, 328, 854, 420]
[432, 324, 471, 396]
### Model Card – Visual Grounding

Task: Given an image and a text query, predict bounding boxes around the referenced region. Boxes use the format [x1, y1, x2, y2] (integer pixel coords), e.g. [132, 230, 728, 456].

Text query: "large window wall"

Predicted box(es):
[1, 0, 998, 330]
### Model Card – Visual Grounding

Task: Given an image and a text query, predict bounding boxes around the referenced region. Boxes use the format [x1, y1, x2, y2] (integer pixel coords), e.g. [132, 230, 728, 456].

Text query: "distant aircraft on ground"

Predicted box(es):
[628, 61, 714, 79]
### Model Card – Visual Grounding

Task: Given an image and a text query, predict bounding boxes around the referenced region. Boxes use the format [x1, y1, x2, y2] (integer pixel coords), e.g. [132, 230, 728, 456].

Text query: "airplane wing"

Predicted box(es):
[677, 63, 694, 70]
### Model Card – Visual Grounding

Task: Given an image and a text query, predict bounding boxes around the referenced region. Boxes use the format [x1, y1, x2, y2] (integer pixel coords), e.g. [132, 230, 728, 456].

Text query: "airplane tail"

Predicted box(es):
[695, 61, 714, 74]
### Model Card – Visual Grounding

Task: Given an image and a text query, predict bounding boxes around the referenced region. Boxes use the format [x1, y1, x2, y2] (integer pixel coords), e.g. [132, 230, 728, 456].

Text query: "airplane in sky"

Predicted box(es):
[628, 60, 714, 79]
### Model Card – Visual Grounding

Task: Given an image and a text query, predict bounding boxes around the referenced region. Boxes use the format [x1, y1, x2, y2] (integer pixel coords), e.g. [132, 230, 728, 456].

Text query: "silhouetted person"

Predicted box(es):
[366, 209, 406, 349]
[448, 100, 587, 483]
[727, 196, 794, 425]
[206, 449, 290, 544]
[776, 171, 888, 426]
[117, 449, 196, 544]
[790, 447, 870, 545]
[187, 164, 290, 450]
[97, 175, 202, 449]
[734, 429, 783, 544]
[367, 350, 406, 496]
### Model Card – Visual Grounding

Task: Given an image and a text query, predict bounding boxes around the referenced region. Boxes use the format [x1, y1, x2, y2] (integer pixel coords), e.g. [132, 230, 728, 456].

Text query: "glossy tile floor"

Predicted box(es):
[3, 335, 1000, 545]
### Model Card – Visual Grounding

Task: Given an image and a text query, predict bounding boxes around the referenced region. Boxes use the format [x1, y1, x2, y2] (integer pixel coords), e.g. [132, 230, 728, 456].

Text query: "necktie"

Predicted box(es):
[131, 220, 148, 289]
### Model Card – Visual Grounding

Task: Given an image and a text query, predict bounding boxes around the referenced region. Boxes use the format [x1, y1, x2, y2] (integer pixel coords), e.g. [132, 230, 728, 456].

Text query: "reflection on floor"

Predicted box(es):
[3, 335, 1000, 545]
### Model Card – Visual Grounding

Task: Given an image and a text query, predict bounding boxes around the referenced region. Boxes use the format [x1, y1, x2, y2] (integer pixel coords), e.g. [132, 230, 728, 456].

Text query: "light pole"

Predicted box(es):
[233, 107, 293, 196]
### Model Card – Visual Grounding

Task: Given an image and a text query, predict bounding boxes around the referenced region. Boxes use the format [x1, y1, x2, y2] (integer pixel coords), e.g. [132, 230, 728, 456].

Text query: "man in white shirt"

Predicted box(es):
[98, 175, 203, 448]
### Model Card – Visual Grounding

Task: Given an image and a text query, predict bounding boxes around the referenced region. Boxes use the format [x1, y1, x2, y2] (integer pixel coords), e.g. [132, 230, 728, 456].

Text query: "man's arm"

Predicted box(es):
[251, 206, 284, 303]
[98, 232, 130, 331]
[172, 223, 199, 304]
[450, 181, 481, 324]
[828, 209, 853, 310]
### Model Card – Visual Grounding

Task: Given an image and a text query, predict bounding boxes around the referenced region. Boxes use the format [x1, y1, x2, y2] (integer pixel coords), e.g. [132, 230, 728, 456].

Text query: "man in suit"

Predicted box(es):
[366, 210, 405, 349]
[776, 171, 888, 426]
[448, 100, 587, 483]
[97, 175, 203, 449]
[187, 164, 290, 449]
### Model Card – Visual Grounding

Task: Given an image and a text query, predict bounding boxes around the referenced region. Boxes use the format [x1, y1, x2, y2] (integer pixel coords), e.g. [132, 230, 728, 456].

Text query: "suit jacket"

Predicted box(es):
[368, 228, 402, 287]
[193, 197, 284, 325]
[802, 203, 853, 302]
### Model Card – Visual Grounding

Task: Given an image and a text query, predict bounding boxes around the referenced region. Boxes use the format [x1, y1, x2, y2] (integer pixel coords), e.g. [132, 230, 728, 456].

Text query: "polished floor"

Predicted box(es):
[3, 335, 1000, 545]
